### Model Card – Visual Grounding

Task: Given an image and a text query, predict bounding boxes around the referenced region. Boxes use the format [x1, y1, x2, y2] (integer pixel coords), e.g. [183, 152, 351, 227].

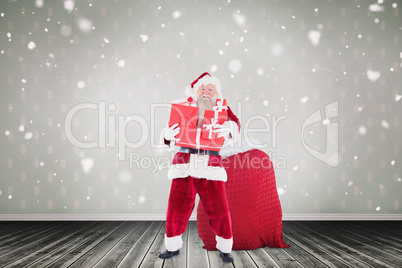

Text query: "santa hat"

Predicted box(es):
[185, 72, 222, 99]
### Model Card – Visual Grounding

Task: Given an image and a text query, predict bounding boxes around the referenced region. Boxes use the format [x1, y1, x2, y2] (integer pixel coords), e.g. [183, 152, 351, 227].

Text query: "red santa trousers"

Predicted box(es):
[165, 176, 233, 253]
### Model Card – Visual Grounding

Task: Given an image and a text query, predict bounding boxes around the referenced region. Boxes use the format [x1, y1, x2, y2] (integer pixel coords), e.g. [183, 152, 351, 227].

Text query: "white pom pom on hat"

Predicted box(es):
[185, 72, 222, 99]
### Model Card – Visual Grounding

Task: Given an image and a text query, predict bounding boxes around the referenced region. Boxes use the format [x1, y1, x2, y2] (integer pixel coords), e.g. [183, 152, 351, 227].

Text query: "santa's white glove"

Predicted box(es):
[214, 121, 239, 143]
[214, 122, 231, 139]
[163, 122, 181, 142]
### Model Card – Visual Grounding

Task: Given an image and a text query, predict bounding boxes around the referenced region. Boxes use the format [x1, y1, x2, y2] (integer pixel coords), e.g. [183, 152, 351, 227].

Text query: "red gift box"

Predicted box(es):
[168, 97, 228, 151]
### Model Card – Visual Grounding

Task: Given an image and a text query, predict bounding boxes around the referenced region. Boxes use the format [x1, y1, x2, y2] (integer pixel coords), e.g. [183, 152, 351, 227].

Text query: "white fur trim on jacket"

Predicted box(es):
[167, 154, 227, 182]
[165, 234, 183, 251]
[216, 235, 233, 253]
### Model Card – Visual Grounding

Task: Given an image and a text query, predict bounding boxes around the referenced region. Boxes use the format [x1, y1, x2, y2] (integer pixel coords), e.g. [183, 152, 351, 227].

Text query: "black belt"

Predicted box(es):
[179, 146, 220, 155]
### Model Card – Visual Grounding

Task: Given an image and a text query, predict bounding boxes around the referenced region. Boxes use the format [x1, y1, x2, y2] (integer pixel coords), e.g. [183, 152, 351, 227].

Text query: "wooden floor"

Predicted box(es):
[0, 221, 401, 268]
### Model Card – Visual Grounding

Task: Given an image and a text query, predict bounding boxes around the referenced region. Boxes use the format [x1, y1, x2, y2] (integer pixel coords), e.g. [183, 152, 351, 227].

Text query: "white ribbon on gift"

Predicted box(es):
[212, 100, 227, 119]
[203, 118, 218, 139]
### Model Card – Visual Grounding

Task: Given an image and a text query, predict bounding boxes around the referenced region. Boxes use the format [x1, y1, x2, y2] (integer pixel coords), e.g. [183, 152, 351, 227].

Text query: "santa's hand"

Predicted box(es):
[164, 123, 181, 141]
[214, 122, 231, 139]
[214, 121, 239, 142]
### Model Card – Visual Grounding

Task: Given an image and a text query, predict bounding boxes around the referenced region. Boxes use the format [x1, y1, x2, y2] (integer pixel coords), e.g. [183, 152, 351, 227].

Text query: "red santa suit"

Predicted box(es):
[164, 104, 240, 254]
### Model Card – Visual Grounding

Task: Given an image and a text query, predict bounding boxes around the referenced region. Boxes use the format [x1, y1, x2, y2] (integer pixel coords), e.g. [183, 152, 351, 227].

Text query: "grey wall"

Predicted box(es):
[0, 0, 401, 217]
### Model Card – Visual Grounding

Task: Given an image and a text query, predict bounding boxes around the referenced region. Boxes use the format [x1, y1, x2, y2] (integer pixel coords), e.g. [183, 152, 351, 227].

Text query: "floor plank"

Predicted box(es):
[232, 250, 258, 268]
[0, 221, 400, 267]
[46, 221, 127, 268]
[0, 221, 67, 250]
[294, 221, 397, 268]
[331, 221, 402, 251]
[137, 222, 165, 268]
[0, 222, 84, 267]
[68, 221, 140, 267]
[284, 222, 371, 268]
[246, 248, 280, 268]
[323, 222, 402, 266]
[0, 221, 45, 238]
[208, 249, 234, 268]
[25, 221, 114, 268]
[354, 221, 402, 239]
[4, 222, 100, 268]
[263, 246, 304, 268]
[93, 221, 152, 268]
[115, 221, 164, 268]
[186, 221, 209, 268]
[281, 235, 331, 268]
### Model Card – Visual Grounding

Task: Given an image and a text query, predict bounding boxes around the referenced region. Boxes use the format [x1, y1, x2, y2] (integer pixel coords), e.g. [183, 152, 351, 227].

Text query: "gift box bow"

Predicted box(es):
[203, 118, 219, 139]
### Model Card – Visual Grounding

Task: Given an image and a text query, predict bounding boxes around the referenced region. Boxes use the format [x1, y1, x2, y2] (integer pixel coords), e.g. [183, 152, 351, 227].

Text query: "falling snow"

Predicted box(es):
[369, 4, 384, 12]
[271, 43, 284, 57]
[27, 41, 36, 50]
[81, 158, 94, 173]
[77, 18, 93, 33]
[277, 187, 285, 195]
[322, 118, 330, 125]
[24, 132, 33, 140]
[233, 12, 246, 27]
[300, 96, 309, 103]
[228, 59, 242, 72]
[358, 126, 367, 135]
[77, 81, 85, 89]
[61, 25, 72, 37]
[172, 10, 181, 19]
[308, 30, 321, 46]
[64, 0, 75, 12]
[210, 65, 218, 73]
[140, 34, 148, 42]
[117, 59, 125, 68]
[256, 68, 264, 76]
[381, 120, 390, 129]
[118, 170, 133, 184]
[366, 69, 381, 82]
[35, 0, 44, 8]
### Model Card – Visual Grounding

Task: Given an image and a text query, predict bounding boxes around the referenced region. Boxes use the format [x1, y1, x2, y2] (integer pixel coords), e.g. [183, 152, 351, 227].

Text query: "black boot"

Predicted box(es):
[219, 250, 234, 262]
[158, 249, 180, 259]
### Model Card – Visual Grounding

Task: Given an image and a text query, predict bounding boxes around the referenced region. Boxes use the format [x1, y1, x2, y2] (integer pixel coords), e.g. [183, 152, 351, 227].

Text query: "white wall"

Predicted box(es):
[0, 0, 401, 219]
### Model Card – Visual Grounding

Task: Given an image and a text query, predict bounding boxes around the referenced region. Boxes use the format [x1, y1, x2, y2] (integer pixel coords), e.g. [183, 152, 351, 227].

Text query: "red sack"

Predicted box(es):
[197, 149, 289, 250]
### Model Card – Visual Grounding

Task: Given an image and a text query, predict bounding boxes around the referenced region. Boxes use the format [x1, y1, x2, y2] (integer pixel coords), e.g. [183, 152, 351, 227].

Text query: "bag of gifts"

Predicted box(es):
[169, 97, 228, 151]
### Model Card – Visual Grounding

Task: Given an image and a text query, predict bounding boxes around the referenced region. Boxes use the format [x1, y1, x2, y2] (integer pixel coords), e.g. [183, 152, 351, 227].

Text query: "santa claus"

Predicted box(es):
[159, 72, 240, 263]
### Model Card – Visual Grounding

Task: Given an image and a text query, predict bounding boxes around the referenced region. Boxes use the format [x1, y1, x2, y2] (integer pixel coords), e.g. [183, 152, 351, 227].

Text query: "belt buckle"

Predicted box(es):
[198, 148, 205, 155]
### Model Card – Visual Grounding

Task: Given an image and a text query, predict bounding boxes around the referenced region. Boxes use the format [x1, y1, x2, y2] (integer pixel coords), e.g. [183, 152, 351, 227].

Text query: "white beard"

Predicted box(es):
[197, 95, 216, 128]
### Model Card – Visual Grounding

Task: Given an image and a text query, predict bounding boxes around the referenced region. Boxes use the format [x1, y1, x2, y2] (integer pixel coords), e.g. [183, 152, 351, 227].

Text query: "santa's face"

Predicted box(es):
[197, 84, 216, 107]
